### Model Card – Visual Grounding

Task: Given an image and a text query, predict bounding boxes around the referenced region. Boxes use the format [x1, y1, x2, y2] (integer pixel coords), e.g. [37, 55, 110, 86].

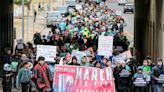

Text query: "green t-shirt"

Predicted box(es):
[142, 66, 151, 73]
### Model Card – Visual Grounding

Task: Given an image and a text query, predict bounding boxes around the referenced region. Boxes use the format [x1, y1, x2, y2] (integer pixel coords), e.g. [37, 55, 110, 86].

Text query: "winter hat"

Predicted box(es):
[103, 56, 109, 61]
[72, 56, 77, 61]
[3, 63, 12, 71]
[137, 66, 142, 71]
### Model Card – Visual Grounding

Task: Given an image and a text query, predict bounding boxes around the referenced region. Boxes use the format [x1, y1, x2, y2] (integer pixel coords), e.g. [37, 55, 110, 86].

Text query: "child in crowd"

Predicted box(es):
[133, 67, 147, 92]
[141, 59, 151, 92]
[16, 62, 32, 92]
[95, 61, 101, 68]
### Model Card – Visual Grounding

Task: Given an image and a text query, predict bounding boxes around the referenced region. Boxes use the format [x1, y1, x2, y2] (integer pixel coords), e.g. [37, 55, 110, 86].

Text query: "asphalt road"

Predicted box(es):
[0, 1, 135, 92]
[43, 1, 134, 45]
[108, 1, 134, 42]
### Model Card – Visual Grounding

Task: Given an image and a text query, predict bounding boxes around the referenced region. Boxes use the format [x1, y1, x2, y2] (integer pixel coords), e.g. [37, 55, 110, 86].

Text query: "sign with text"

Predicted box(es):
[53, 65, 115, 92]
[36, 45, 57, 62]
[98, 36, 114, 56]
[112, 50, 132, 64]
[134, 78, 147, 87]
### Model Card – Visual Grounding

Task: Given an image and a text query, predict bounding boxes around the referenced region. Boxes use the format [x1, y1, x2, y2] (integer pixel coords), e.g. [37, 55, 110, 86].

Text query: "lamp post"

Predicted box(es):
[22, 0, 25, 41]
[26, 0, 31, 42]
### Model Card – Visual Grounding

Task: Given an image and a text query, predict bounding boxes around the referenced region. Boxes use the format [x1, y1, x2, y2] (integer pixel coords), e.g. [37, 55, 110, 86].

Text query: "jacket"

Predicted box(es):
[151, 65, 164, 84]
[32, 64, 52, 90]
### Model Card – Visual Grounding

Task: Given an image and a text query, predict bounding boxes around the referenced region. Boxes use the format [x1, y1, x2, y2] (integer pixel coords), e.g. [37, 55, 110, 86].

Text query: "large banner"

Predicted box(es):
[98, 36, 113, 56]
[36, 45, 57, 62]
[53, 65, 115, 92]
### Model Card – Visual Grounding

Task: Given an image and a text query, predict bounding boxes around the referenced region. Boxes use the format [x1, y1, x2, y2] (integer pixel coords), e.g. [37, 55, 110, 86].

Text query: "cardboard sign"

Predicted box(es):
[98, 36, 114, 56]
[36, 45, 57, 62]
[53, 65, 115, 92]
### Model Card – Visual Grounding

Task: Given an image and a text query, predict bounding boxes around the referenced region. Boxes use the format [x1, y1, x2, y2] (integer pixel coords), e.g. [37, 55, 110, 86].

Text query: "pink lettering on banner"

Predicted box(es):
[53, 65, 115, 92]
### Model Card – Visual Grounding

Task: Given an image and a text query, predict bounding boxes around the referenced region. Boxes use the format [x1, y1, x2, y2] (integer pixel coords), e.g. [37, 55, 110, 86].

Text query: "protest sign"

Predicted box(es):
[36, 45, 57, 62]
[16, 39, 24, 49]
[157, 75, 164, 83]
[71, 50, 87, 63]
[53, 65, 115, 92]
[11, 61, 19, 72]
[75, 4, 82, 10]
[98, 36, 113, 56]
[112, 50, 132, 64]
[119, 69, 131, 77]
[134, 78, 147, 87]
[66, 0, 76, 6]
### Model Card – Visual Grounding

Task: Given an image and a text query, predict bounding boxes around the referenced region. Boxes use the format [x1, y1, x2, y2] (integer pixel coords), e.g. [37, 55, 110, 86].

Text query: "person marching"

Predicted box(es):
[16, 62, 32, 92]
[32, 56, 52, 92]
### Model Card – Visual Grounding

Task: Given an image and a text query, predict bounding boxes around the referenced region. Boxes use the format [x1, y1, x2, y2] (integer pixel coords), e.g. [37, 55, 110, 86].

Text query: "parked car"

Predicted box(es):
[46, 11, 62, 27]
[123, 4, 134, 13]
[118, 0, 127, 6]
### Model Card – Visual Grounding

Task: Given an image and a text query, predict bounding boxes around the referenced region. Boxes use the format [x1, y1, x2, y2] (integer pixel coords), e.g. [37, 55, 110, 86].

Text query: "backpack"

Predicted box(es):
[19, 69, 31, 83]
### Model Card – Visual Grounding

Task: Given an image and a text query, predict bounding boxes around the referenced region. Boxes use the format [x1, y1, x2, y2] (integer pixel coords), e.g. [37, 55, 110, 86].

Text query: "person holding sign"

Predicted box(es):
[151, 58, 164, 92]
[133, 67, 147, 92]
[141, 59, 151, 92]
[117, 60, 131, 92]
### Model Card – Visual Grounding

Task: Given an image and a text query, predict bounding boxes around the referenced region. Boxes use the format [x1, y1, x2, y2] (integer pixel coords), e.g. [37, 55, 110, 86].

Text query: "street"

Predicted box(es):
[108, 0, 134, 42]
[1, 0, 135, 92]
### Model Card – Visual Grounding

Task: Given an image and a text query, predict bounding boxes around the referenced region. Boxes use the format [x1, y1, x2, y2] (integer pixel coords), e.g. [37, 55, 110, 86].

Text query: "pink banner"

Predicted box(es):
[53, 65, 115, 92]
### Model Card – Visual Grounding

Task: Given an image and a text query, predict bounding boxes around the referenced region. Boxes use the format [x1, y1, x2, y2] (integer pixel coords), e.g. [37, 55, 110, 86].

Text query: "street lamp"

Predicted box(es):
[26, 0, 31, 42]
[22, 0, 24, 41]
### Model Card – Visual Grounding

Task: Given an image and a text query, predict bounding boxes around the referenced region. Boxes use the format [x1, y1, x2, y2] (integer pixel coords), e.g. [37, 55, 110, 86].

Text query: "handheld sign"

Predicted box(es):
[36, 45, 57, 62]
[134, 78, 147, 87]
[98, 36, 113, 56]
[119, 69, 131, 77]
[157, 75, 164, 83]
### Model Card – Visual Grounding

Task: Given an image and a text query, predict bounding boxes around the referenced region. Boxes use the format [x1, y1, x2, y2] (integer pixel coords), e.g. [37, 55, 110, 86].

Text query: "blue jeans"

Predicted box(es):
[155, 84, 162, 92]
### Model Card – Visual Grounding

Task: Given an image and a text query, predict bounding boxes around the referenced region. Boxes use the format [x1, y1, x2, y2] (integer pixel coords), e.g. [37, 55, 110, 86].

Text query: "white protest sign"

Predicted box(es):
[75, 4, 82, 10]
[36, 45, 57, 62]
[134, 78, 147, 87]
[112, 50, 132, 64]
[98, 36, 113, 56]
[71, 50, 87, 63]
[17, 39, 24, 49]
[66, 0, 76, 6]
[56, 6, 67, 14]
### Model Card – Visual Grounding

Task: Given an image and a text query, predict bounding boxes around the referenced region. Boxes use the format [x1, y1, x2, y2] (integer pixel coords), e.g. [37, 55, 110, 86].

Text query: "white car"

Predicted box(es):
[123, 4, 134, 13]
[46, 11, 61, 27]
[118, 0, 127, 6]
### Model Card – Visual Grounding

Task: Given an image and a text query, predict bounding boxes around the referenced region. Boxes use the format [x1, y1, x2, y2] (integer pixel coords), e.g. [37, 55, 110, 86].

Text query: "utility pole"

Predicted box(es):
[22, 0, 25, 41]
